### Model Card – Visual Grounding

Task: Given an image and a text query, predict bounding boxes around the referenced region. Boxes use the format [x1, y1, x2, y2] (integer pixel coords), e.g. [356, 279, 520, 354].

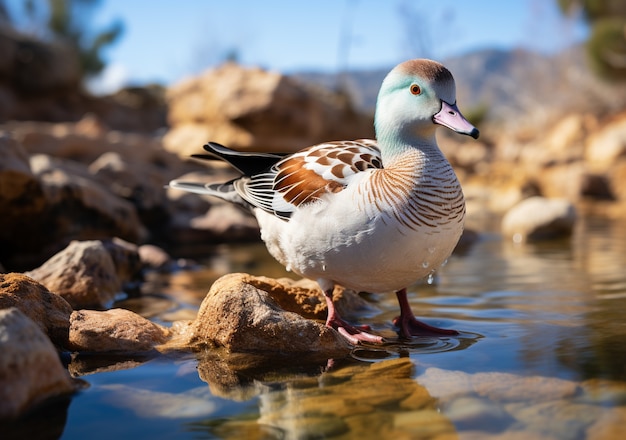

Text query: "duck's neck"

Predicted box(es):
[376, 124, 443, 169]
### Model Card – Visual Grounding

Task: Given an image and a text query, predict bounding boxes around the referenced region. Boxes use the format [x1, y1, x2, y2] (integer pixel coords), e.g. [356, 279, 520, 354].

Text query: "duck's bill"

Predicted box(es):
[433, 101, 480, 139]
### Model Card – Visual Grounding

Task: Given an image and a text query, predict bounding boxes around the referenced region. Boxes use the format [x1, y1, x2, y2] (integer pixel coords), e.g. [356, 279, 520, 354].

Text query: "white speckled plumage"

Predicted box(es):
[170, 59, 479, 345]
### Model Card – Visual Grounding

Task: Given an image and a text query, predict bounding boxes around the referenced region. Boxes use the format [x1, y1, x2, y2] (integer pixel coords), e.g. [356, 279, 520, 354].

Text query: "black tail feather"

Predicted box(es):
[191, 142, 289, 176]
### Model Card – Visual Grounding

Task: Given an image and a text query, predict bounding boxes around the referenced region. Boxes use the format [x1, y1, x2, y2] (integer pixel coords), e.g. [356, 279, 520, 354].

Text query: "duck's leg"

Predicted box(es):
[319, 280, 384, 345]
[393, 288, 459, 337]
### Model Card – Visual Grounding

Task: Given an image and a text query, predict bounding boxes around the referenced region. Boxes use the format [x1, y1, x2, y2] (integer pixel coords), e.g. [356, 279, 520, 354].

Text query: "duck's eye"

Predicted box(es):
[410, 84, 421, 95]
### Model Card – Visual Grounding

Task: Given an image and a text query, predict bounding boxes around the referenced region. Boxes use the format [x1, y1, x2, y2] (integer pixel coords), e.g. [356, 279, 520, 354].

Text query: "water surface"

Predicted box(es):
[7, 215, 626, 439]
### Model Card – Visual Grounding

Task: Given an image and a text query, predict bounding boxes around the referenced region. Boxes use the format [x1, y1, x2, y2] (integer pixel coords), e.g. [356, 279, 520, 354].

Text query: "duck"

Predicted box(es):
[170, 59, 479, 345]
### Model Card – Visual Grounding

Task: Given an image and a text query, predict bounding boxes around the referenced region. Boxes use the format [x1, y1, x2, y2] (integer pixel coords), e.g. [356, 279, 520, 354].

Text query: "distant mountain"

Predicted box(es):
[293, 47, 626, 126]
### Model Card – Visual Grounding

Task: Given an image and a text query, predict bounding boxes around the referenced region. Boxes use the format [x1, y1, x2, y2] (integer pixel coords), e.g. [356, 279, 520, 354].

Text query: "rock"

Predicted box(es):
[246, 276, 377, 321]
[0, 273, 72, 346]
[188, 201, 261, 241]
[30, 154, 142, 245]
[0, 26, 165, 129]
[94, 85, 167, 133]
[88, 151, 171, 229]
[536, 161, 586, 200]
[0, 308, 76, 419]
[26, 240, 122, 309]
[585, 113, 626, 171]
[443, 396, 514, 432]
[1, 28, 80, 94]
[164, 62, 373, 157]
[586, 405, 626, 439]
[100, 237, 143, 287]
[510, 400, 603, 439]
[138, 244, 174, 271]
[186, 273, 351, 357]
[418, 367, 579, 403]
[165, 170, 264, 244]
[0, 135, 48, 264]
[542, 113, 588, 159]
[162, 123, 223, 159]
[501, 196, 577, 242]
[609, 159, 626, 202]
[68, 308, 170, 352]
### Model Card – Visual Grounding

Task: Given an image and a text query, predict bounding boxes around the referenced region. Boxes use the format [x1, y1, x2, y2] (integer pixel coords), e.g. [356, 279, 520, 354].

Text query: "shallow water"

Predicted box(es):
[7, 215, 626, 439]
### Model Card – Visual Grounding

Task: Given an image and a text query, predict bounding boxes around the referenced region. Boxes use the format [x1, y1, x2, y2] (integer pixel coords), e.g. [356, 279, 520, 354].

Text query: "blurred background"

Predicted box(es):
[1, 0, 626, 269]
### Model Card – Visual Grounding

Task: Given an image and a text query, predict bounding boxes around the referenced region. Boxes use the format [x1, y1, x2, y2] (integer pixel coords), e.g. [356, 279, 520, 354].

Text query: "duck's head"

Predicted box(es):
[375, 59, 479, 143]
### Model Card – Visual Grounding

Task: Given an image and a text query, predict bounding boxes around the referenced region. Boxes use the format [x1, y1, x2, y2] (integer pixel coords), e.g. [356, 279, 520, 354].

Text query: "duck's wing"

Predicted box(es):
[237, 139, 382, 220]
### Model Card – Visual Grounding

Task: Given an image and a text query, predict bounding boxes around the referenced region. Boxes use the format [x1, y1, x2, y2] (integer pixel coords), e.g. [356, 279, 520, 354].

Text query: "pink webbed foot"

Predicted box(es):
[326, 315, 384, 345]
[319, 281, 384, 345]
[393, 288, 459, 338]
[392, 314, 459, 337]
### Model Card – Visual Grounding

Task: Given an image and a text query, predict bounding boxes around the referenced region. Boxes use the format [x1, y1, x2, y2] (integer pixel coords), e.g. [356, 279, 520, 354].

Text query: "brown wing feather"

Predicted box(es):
[273, 140, 382, 208]
[276, 157, 344, 206]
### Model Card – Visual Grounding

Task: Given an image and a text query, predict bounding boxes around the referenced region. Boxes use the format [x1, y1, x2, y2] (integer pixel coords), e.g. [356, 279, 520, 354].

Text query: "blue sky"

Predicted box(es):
[51, 0, 587, 93]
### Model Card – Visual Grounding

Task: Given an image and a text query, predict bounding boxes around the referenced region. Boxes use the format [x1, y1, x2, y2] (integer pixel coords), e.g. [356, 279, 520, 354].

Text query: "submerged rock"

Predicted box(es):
[501, 196, 577, 243]
[185, 273, 352, 358]
[0, 272, 72, 346]
[0, 308, 76, 419]
[68, 308, 170, 353]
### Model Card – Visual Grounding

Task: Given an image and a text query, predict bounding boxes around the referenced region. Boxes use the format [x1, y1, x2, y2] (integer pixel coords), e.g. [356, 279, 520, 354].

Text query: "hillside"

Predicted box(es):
[294, 46, 626, 128]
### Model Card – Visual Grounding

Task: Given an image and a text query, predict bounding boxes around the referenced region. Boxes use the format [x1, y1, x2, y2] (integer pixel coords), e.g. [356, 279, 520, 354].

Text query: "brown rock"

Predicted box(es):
[5, 29, 80, 94]
[609, 159, 626, 202]
[138, 244, 174, 271]
[164, 62, 373, 156]
[68, 308, 170, 352]
[100, 237, 142, 287]
[586, 406, 626, 440]
[0, 308, 76, 419]
[585, 112, 626, 171]
[165, 170, 267, 244]
[0, 273, 72, 346]
[536, 161, 586, 200]
[88, 151, 171, 228]
[11, 119, 175, 165]
[187, 201, 261, 242]
[0, 135, 48, 261]
[187, 273, 351, 357]
[245, 276, 376, 320]
[26, 240, 121, 309]
[30, 154, 141, 244]
[163, 123, 238, 159]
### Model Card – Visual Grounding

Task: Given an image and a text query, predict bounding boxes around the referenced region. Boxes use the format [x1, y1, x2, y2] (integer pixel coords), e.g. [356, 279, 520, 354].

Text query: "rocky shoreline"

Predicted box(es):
[2, 62, 626, 420]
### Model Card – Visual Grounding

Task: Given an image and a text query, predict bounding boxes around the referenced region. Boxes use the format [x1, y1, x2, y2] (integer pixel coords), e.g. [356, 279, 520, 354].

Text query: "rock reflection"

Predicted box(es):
[192, 354, 457, 439]
[1, 396, 71, 440]
[67, 352, 158, 377]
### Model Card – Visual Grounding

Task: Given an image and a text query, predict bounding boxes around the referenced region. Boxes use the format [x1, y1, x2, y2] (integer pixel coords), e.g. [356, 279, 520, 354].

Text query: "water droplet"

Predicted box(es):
[428, 247, 436, 254]
[322, 264, 326, 271]
[426, 272, 435, 285]
[422, 261, 430, 269]
[286, 265, 292, 272]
